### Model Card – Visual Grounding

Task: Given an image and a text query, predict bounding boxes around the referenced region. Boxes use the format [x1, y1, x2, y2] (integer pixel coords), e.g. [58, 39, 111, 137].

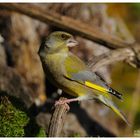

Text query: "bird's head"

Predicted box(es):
[38, 31, 78, 56]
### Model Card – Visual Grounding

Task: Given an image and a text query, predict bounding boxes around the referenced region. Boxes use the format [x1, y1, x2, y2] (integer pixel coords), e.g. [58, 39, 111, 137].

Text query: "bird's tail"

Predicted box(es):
[85, 81, 123, 100]
[108, 87, 123, 100]
[97, 95, 129, 125]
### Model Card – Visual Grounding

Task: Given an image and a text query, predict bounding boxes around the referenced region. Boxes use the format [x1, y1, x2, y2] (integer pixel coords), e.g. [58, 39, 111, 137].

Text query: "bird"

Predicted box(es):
[38, 31, 128, 124]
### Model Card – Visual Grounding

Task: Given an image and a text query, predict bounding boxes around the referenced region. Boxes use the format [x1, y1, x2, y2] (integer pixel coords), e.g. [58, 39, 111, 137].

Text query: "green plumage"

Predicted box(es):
[38, 31, 128, 124]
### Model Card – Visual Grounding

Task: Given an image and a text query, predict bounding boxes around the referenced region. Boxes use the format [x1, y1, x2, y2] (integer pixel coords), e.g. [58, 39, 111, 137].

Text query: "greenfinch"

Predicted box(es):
[38, 31, 128, 124]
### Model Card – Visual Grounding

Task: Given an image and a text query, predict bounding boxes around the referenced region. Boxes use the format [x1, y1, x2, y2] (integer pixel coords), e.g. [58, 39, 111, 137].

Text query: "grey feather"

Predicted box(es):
[69, 70, 122, 100]
[71, 70, 108, 88]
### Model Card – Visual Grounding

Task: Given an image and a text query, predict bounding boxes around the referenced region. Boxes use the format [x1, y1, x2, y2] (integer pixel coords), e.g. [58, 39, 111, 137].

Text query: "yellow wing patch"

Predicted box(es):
[85, 81, 107, 93]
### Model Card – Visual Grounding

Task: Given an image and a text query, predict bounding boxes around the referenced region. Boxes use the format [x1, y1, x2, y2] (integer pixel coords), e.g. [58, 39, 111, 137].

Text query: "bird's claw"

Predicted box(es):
[55, 99, 70, 110]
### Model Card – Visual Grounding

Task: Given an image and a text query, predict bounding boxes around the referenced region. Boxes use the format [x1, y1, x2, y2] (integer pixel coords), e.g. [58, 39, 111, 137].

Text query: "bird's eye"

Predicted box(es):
[61, 34, 69, 40]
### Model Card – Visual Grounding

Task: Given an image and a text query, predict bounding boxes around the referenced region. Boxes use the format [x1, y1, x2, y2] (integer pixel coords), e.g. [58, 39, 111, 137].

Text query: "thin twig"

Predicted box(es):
[88, 44, 140, 71]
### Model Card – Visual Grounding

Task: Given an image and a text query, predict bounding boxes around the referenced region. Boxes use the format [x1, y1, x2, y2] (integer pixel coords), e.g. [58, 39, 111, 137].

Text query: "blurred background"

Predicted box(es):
[0, 3, 140, 137]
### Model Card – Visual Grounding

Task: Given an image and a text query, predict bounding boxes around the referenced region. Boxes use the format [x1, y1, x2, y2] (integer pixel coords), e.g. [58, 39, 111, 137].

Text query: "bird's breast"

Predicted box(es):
[43, 53, 67, 82]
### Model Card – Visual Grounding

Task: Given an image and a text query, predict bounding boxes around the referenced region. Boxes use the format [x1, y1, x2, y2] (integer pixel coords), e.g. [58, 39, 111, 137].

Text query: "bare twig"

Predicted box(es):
[48, 97, 70, 137]
[0, 3, 135, 49]
[88, 44, 140, 71]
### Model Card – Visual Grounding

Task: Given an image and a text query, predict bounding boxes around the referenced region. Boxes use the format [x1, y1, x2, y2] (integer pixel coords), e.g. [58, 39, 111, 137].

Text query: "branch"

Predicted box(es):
[48, 97, 70, 137]
[0, 3, 135, 49]
[88, 44, 140, 71]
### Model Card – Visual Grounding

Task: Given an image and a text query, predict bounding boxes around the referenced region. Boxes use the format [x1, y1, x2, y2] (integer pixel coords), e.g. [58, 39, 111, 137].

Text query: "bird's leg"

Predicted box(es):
[55, 98, 79, 106]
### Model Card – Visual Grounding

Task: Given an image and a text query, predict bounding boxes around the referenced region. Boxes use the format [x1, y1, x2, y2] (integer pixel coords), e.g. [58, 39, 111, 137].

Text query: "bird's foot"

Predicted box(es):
[54, 98, 70, 110]
[55, 98, 79, 109]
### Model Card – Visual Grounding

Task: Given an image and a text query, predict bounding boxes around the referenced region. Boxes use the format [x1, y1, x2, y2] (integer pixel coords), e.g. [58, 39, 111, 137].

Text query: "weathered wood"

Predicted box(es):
[48, 97, 70, 137]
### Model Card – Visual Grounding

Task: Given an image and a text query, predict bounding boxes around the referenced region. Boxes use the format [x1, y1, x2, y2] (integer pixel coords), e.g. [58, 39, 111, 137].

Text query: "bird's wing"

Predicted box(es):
[64, 53, 122, 100]
[64, 53, 129, 124]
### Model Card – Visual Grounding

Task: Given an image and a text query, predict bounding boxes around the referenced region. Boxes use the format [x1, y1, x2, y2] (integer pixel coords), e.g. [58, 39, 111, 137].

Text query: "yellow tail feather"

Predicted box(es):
[110, 104, 129, 125]
[98, 95, 129, 125]
[85, 81, 129, 124]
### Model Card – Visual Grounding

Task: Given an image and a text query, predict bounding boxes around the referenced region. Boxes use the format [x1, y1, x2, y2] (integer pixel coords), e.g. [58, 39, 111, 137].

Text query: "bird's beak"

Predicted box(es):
[66, 38, 79, 47]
